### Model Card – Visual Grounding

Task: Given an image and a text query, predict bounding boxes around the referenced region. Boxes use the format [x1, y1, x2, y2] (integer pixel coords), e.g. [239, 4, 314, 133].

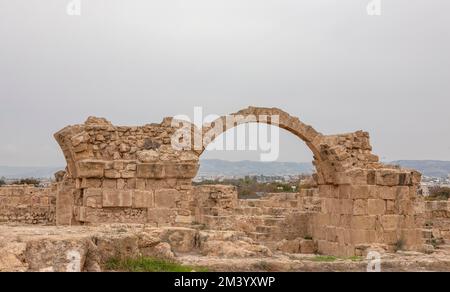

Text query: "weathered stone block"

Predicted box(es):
[350, 229, 375, 244]
[121, 171, 135, 179]
[148, 208, 177, 226]
[80, 178, 102, 189]
[368, 199, 386, 215]
[77, 160, 105, 178]
[340, 199, 353, 215]
[104, 169, 121, 179]
[136, 163, 165, 179]
[353, 199, 368, 215]
[399, 200, 414, 215]
[102, 179, 116, 189]
[376, 186, 396, 200]
[154, 189, 179, 208]
[133, 190, 153, 208]
[102, 189, 132, 207]
[300, 239, 316, 254]
[351, 215, 376, 230]
[175, 215, 194, 224]
[136, 179, 146, 190]
[376, 170, 399, 186]
[349, 185, 370, 199]
[381, 215, 401, 229]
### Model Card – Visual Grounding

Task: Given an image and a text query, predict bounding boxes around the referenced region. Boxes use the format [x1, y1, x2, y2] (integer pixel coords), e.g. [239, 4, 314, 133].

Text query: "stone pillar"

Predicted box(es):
[313, 168, 424, 256]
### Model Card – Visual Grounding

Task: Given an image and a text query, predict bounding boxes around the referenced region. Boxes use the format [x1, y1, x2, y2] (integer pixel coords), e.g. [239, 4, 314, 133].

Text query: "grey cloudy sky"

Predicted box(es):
[0, 0, 449, 166]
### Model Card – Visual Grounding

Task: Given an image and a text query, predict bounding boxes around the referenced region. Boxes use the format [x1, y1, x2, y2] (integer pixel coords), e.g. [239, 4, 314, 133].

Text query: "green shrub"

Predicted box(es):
[104, 257, 209, 272]
[427, 187, 450, 201]
[395, 239, 405, 252]
[11, 178, 40, 187]
[311, 255, 337, 262]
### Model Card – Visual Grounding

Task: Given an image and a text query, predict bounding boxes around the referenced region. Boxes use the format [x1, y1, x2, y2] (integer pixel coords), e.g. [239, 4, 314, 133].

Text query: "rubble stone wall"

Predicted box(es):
[0, 185, 56, 224]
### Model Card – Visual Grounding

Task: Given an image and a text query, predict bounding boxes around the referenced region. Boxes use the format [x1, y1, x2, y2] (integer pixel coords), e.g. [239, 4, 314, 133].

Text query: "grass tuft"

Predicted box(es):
[311, 255, 337, 262]
[105, 257, 209, 272]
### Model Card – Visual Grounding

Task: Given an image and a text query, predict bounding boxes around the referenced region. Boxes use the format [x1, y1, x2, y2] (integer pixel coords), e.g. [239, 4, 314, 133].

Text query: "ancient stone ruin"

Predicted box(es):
[45, 106, 424, 257]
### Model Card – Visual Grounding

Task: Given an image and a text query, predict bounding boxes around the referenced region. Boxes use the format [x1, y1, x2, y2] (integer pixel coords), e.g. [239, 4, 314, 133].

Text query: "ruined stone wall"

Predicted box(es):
[313, 170, 424, 256]
[53, 106, 425, 256]
[54, 117, 199, 226]
[423, 200, 450, 246]
[0, 185, 56, 224]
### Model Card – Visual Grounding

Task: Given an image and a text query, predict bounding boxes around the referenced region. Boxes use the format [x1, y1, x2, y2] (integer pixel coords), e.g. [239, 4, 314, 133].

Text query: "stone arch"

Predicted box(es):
[198, 106, 327, 182]
[52, 106, 424, 256]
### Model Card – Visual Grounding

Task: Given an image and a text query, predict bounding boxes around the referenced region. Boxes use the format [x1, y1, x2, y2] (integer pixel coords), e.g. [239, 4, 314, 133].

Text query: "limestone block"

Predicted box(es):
[135, 179, 146, 190]
[77, 160, 105, 178]
[113, 161, 125, 170]
[148, 208, 177, 226]
[335, 228, 351, 245]
[117, 179, 126, 190]
[383, 230, 398, 244]
[121, 170, 135, 179]
[325, 226, 337, 242]
[137, 150, 159, 163]
[399, 200, 414, 215]
[276, 239, 301, 253]
[318, 185, 337, 198]
[350, 229, 375, 244]
[136, 163, 165, 179]
[154, 189, 179, 208]
[80, 178, 102, 189]
[133, 190, 154, 208]
[300, 239, 316, 254]
[349, 185, 370, 199]
[126, 178, 136, 189]
[175, 215, 194, 224]
[375, 170, 400, 186]
[367, 199, 386, 215]
[351, 215, 376, 230]
[385, 200, 396, 214]
[102, 179, 116, 189]
[164, 162, 199, 179]
[376, 186, 396, 200]
[353, 199, 368, 215]
[340, 199, 353, 215]
[381, 215, 401, 230]
[104, 169, 121, 179]
[102, 189, 132, 207]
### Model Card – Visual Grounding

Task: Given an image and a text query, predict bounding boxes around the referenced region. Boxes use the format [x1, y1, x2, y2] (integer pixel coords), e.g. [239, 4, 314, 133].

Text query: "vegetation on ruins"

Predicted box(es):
[427, 186, 450, 201]
[11, 178, 40, 187]
[395, 239, 406, 252]
[104, 257, 209, 272]
[194, 175, 312, 197]
[310, 255, 362, 262]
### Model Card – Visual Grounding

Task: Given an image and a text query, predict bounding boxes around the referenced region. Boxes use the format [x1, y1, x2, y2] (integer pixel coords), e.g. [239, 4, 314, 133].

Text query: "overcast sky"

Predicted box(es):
[0, 0, 449, 166]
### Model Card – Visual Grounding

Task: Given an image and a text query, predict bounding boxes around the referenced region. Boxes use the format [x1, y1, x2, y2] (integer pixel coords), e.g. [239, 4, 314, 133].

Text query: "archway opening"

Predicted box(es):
[195, 122, 318, 199]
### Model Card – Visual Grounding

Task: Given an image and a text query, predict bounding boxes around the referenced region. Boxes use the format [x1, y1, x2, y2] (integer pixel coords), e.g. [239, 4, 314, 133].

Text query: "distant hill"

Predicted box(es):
[198, 159, 314, 177]
[199, 159, 450, 178]
[391, 160, 450, 178]
[1, 160, 449, 179]
[0, 166, 63, 179]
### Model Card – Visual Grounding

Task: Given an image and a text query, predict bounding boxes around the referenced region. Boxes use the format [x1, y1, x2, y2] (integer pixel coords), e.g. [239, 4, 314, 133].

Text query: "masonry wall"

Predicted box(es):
[0, 185, 56, 224]
[52, 107, 426, 256]
[423, 200, 450, 245]
[312, 169, 424, 256]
